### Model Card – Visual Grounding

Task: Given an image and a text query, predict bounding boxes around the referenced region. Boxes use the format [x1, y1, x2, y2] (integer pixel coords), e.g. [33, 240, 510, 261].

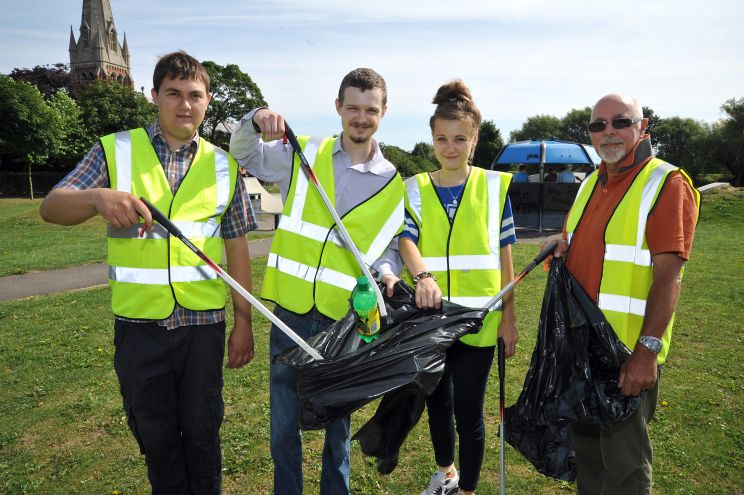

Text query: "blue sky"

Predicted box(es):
[2, 0, 742, 150]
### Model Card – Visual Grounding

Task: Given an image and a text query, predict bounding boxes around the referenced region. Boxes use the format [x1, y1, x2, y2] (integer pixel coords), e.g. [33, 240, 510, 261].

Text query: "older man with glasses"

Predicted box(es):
[549, 93, 700, 494]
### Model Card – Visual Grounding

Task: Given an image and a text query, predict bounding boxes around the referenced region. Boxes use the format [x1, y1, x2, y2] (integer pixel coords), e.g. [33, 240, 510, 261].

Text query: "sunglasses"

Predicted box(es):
[587, 117, 642, 133]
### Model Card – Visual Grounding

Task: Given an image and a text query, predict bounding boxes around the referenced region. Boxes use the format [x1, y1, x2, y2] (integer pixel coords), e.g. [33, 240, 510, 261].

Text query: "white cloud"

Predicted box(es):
[1, 0, 742, 148]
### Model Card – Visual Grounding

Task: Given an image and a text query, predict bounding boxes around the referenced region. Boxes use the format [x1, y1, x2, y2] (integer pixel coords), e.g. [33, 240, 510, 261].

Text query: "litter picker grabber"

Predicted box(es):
[498, 336, 506, 495]
[486, 239, 558, 495]
[484, 240, 559, 311]
[283, 124, 389, 321]
[140, 197, 324, 361]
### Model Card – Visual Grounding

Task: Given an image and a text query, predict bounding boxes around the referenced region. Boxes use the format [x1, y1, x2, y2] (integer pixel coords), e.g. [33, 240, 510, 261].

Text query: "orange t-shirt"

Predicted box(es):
[563, 139, 698, 301]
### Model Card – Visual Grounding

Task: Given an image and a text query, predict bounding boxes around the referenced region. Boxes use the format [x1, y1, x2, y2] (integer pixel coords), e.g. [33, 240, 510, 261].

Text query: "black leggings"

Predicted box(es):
[426, 341, 495, 492]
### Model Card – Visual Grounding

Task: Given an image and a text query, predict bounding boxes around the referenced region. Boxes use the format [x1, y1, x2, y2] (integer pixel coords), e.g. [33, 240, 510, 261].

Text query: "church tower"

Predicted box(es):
[69, 0, 133, 88]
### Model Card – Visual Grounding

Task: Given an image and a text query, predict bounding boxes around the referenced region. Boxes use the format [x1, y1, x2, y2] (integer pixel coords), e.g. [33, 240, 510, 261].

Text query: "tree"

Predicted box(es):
[0, 76, 60, 199]
[560, 107, 592, 144]
[411, 141, 433, 161]
[78, 80, 156, 140]
[653, 117, 708, 180]
[510, 115, 562, 142]
[201, 61, 267, 149]
[643, 106, 663, 148]
[472, 120, 504, 168]
[380, 143, 435, 177]
[410, 141, 438, 171]
[9, 63, 76, 99]
[695, 122, 730, 183]
[719, 97, 744, 186]
[47, 90, 90, 167]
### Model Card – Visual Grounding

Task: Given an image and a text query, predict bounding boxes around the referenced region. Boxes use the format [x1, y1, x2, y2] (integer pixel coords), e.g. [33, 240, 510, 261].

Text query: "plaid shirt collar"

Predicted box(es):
[148, 121, 200, 153]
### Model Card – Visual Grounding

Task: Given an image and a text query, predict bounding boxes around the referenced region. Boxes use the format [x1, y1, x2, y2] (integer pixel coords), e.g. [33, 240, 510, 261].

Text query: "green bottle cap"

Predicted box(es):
[356, 276, 370, 288]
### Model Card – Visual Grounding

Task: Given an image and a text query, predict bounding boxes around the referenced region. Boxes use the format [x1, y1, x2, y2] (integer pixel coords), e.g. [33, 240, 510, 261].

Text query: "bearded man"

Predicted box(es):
[550, 93, 700, 494]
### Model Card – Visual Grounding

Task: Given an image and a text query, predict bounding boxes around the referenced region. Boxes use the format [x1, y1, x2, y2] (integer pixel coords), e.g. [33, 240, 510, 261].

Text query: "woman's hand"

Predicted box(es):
[415, 276, 442, 309]
[498, 317, 518, 358]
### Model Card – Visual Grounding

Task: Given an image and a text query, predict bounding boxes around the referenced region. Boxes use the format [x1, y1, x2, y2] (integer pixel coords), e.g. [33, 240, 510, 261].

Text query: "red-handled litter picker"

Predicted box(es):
[484, 240, 559, 312]
[140, 197, 324, 362]
[283, 124, 389, 321]
[484, 239, 558, 495]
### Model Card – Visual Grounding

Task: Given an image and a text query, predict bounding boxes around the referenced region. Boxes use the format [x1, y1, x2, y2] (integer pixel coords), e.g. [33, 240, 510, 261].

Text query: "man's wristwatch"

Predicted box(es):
[637, 335, 663, 354]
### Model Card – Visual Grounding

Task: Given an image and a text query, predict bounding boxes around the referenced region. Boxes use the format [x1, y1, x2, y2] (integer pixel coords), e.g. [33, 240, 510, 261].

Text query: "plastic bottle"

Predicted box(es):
[352, 276, 381, 342]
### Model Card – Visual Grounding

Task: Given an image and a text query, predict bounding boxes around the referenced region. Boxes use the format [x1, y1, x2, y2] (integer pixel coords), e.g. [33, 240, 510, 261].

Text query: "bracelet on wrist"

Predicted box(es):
[413, 271, 435, 286]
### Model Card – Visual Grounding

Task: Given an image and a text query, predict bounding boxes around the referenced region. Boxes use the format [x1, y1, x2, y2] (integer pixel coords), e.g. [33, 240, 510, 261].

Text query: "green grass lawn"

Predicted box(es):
[0, 189, 743, 494]
[0, 198, 274, 277]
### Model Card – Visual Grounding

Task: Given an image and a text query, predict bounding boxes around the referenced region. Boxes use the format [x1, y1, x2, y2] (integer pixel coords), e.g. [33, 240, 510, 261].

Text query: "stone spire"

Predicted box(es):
[122, 33, 129, 63]
[69, 0, 133, 88]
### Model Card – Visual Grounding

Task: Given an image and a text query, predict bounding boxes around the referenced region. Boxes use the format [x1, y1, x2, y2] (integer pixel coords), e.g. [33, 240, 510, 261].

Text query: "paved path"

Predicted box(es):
[0, 237, 273, 302]
[0, 227, 560, 302]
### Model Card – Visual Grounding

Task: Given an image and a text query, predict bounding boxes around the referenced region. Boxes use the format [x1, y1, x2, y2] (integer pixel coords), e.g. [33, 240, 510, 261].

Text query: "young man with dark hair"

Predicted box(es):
[40, 50, 256, 494]
[230, 67, 404, 495]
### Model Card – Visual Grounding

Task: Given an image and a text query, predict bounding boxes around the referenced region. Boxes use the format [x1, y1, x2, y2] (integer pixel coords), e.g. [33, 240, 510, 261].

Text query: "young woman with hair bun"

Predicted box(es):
[383, 79, 518, 495]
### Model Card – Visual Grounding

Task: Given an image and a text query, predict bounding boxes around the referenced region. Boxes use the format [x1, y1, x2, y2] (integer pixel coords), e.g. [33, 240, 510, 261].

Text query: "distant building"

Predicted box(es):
[68, 0, 133, 88]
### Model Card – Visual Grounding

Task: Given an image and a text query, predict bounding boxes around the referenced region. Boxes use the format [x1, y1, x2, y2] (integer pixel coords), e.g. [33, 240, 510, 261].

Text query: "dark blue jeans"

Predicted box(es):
[113, 320, 225, 495]
[269, 306, 351, 495]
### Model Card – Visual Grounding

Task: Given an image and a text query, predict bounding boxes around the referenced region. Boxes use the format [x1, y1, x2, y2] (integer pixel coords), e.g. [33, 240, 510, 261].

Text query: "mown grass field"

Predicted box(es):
[0, 198, 274, 277]
[0, 189, 742, 494]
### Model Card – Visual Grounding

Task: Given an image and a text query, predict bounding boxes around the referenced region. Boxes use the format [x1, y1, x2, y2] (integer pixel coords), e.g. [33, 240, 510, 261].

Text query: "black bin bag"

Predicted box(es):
[274, 280, 487, 473]
[504, 259, 640, 481]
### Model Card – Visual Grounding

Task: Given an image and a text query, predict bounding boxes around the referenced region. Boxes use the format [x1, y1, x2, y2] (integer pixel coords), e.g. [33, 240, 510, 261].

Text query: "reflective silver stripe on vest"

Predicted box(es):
[267, 253, 317, 283]
[114, 131, 132, 192]
[486, 172, 502, 259]
[598, 293, 646, 317]
[450, 295, 502, 311]
[109, 265, 217, 284]
[364, 197, 405, 263]
[266, 252, 357, 292]
[277, 137, 329, 241]
[422, 255, 500, 272]
[171, 265, 218, 282]
[278, 216, 329, 243]
[406, 178, 423, 225]
[214, 148, 232, 217]
[604, 244, 651, 266]
[566, 173, 596, 246]
[288, 137, 323, 220]
[316, 266, 358, 292]
[108, 220, 221, 240]
[636, 162, 675, 253]
[323, 197, 405, 265]
[604, 162, 675, 268]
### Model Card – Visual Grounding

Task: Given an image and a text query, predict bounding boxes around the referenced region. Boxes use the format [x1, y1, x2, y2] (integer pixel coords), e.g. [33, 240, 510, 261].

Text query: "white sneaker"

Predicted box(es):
[420, 467, 459, 495]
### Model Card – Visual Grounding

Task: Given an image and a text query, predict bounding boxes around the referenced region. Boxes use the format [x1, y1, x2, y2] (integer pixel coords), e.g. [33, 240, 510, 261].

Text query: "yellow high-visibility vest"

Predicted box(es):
[262, 135, 405, 320]
[405, 167, 512, 347]
[566, 157, 700, 364]
[101, 128, 238, 320]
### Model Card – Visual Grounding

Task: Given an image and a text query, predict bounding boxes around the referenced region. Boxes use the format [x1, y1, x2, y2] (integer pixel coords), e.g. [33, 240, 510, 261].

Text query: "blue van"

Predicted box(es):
[490, 140, 600, 231]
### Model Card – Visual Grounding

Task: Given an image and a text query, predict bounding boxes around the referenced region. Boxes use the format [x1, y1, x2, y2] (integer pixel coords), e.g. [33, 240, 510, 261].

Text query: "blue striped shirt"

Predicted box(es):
[53, 122, 257, 329]
[401, 184, 516, 247]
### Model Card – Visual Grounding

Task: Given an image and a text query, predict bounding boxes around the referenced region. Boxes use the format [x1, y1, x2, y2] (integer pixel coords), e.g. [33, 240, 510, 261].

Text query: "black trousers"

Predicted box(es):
[113, 320, 226, 495]
[427, 341, 495, 492]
